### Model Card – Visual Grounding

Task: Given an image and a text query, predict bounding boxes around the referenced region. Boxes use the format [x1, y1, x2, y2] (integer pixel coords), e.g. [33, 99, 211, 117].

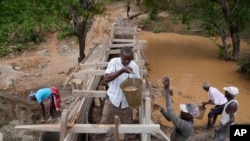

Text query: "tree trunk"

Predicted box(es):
[78, 17, 89, 62]
[221, 33, 228, 60]
[229, 23, 240, 61]
[221, 0, 240, 61]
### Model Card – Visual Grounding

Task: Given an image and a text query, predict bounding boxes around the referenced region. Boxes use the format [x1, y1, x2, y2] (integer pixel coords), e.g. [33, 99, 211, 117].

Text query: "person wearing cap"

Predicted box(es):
[213, 86, 239, 141]
[201, 82, 228, 129]
[155, 76, 199, 141]
[29, 87, 61, 122]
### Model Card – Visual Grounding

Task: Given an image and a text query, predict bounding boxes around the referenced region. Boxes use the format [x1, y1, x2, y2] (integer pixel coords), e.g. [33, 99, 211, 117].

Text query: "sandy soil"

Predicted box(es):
[0, 2, 231, 141]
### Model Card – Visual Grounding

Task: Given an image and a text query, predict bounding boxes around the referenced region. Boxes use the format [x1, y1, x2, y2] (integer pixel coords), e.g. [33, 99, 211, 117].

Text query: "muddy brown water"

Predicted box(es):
[139, 31, 250, 127]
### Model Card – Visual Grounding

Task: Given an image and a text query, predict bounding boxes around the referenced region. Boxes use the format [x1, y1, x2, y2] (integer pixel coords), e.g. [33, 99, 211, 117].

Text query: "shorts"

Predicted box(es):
[208, 104, 225, 117]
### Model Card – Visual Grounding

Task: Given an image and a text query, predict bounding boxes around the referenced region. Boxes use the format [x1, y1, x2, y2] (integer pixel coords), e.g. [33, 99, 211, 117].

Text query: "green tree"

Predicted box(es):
[0, 0, 103, 61]
[182, 0, 250, 61]
[68, 0, 103, 62]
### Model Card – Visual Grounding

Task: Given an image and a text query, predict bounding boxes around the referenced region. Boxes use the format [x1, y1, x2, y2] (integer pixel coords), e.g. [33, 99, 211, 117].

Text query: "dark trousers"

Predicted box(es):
[208, 104, 225, 117]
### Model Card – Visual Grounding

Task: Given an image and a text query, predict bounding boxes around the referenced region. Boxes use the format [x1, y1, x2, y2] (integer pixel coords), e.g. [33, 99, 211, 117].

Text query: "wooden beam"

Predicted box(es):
[112, 39, 136, 43]
[109, 43, 136, 48]
[113, 26, 136, 31]
[73, 69, 146, 78]
[114, 115, 120, 141]
[15, 124, 160, 134]
[79, 60, 144, 67]
[60, 110, 68, 141]
[111, 39, 147, 44]
[72, 90, 107, 98]
[68, 98, 84, 122]
[145, 97, 151, 124]
[80, 62, 108, 69]
[74, 70, 105, 75]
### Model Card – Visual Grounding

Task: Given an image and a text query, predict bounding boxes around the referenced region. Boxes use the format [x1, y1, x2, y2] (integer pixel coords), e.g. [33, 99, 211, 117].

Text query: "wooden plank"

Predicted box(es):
[73, 70, 105, 76]
[111, 39, 147, 44]
[112, 39, 136, 43]
[68, 98, 84, 122]
[80, 62, 108, 69]
[70, 98, 85, 123]
[72, 79, 83, 90]
[72, 90, 107, 98]
[15, 124, 160, 134]
[63, 43, 100, 89]
[113, 26, 136, 31]
[145, 97, 151, 124]
[145, 97, 151, 141]
[114, 115, 120, 141]
[79, 60, 144, 67]
[109, 43, 136, 48]
[107, 49, 121, 54]
[60, 110, 68, 141]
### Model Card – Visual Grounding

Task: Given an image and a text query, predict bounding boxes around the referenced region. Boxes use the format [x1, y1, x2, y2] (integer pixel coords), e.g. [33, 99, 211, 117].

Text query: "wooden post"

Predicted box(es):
[60, 109, 69, 141]
[114, 115, 120, 141]
[145, 97, 151, 141]
[145, 97, 151, 124]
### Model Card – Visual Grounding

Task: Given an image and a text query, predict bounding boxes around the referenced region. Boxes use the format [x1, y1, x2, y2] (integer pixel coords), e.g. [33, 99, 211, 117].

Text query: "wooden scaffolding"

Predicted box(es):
[15, 19, 170, 141]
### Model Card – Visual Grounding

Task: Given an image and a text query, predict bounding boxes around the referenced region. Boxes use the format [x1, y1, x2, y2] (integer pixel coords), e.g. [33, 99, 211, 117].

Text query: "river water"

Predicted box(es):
[139, 31, 250, 127]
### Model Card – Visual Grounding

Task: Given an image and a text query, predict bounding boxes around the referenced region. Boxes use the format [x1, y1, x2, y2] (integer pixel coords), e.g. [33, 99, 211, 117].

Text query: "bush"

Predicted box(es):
[238, 53, 250, 77]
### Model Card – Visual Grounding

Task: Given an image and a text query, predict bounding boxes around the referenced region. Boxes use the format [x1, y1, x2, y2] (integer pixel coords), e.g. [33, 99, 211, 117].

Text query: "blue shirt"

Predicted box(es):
[35, 88, 52, 103]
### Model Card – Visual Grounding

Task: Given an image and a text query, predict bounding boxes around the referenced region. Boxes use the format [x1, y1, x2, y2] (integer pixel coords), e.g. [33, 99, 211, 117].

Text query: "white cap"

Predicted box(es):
[223, 86, 239, 96]
[180, 104, 199, 118]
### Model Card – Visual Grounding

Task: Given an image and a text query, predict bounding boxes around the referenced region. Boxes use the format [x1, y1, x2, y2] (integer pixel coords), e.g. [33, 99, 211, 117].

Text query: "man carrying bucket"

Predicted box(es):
[94, 46, 140, 141]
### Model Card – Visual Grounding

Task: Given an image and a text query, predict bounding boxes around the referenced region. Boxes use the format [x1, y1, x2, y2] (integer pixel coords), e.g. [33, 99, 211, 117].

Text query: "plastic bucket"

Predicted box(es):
[196, 105, 206, 120]
[120, 78, 143, 109]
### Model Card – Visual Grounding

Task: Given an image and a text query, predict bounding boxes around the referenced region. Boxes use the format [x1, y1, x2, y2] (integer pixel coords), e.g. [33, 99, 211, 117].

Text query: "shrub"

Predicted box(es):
[238, 53, 250, 77]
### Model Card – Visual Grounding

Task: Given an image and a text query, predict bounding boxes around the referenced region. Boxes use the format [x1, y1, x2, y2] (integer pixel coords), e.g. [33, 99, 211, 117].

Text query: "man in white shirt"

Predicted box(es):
[202, 82, 228, 129]
[94, 46, 140, 141]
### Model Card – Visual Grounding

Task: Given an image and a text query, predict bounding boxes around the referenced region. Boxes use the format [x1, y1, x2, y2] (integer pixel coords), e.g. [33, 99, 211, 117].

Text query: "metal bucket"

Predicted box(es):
[196, 105, 206, 120]
[120, 78, 143, 109]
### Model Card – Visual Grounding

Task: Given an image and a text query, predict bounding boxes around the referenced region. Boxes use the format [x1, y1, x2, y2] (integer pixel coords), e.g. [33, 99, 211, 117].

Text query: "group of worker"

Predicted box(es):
[29, 46, 239, 141]
[156, 79, 239, 141]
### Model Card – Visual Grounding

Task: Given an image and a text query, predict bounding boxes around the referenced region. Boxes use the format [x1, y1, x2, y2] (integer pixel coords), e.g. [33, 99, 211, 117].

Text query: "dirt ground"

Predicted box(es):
[0, 2, 225, 141]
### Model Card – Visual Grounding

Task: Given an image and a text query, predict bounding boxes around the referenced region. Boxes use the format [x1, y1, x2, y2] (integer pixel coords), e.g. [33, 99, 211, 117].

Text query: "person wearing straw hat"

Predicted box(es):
[201, 82, 228, 129]
[213, 86, 239, 141]
[94, 46, 140, 141]
[155, 76, 199, 141]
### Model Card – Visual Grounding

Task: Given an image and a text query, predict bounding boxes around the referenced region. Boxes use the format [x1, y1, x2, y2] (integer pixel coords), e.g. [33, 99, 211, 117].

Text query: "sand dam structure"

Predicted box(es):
[15, 19, 170, 141]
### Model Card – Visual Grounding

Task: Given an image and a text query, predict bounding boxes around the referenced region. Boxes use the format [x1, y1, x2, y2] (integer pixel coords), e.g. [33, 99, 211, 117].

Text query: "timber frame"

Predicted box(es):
[15, 19, 170, 141]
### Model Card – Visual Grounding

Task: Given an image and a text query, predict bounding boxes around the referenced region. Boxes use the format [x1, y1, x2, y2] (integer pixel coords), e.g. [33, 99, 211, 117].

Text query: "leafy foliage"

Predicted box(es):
[0, 0, 103, 57]
[238, 53, 250, 77]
